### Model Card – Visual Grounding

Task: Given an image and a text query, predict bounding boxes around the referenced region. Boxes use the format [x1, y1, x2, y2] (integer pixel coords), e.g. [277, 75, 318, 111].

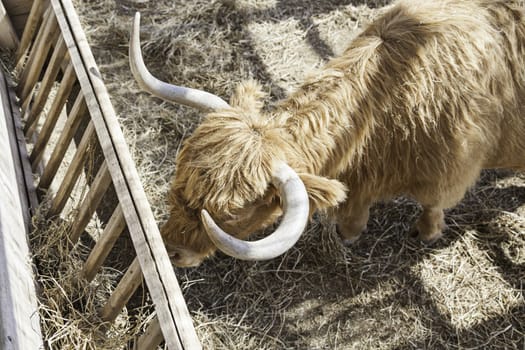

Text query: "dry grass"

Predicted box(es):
[29, 199, 152, 349]
[32, 0, 525, 348]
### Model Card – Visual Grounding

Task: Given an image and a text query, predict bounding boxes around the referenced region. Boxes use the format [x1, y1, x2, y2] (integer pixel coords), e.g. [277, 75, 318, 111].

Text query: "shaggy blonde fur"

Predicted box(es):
[160, 0, 525, 266]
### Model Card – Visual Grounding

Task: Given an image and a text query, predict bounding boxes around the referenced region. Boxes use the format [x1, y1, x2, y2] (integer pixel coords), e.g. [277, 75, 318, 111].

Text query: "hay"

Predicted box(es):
[29, 197, 152, 349]
[19, 0, 525, 348]
[0, 48, 16, 74]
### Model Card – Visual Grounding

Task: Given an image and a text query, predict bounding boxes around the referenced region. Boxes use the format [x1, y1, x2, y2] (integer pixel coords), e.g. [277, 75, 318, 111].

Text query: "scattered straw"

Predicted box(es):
[29, 200, 152, 349]
[12, 0, 525, 348]
[75, 0, 525, 348]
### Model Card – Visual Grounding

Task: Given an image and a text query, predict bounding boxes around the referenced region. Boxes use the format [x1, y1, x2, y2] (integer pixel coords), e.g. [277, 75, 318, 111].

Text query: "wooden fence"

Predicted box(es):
[13, 0, 201, 348]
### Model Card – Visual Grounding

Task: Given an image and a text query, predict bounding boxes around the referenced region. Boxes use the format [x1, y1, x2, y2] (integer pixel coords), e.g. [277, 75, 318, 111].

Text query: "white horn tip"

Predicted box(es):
[133, 12, 140, 28]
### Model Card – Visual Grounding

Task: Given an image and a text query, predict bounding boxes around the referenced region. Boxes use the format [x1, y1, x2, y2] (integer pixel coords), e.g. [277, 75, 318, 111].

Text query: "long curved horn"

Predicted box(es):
[201, 162, 310, 261]
[129, 12, 230, 111]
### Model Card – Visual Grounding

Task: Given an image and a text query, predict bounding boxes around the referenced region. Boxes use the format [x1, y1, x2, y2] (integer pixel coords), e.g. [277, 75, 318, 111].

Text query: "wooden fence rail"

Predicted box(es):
[0, 62, 42, 350]
[14, 0, 201, 348]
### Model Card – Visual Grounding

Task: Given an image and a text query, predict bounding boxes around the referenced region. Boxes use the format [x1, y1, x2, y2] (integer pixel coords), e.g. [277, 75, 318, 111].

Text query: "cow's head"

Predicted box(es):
[130, 13, 347, 267]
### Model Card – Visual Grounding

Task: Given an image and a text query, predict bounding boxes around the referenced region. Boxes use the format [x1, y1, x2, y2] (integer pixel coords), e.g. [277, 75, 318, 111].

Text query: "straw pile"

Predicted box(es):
[28, 0, 525, 348]
[30, 202, 151, 349]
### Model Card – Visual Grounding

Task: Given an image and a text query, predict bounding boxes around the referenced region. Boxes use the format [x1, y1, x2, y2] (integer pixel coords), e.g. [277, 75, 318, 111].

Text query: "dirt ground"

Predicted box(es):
[72, 0, 525, 348]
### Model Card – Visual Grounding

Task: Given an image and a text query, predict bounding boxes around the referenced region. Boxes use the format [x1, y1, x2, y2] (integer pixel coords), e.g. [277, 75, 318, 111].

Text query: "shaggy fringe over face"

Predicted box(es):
[161, 80, 288, 257]
[175, 80, 287, 216]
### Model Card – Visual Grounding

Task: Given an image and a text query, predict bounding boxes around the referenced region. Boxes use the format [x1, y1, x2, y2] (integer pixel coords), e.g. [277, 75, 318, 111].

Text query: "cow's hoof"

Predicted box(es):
[411, 226, 446, 245]
[342, 235, 361, 246]
[413, 216, 447, 245]
[418, 231, 443, 245]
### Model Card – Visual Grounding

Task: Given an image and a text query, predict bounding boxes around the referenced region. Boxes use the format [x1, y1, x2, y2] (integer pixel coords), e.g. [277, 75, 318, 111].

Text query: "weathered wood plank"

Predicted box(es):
[82, 203, 126, 281]
[0, 67, 43, 350]
[48, 120, 95, 216]
[137, 317, 164, 350]
[38, 91, 87, 190]
[0, 1, 19, 49]
[22, 35, 67, 117]
[17, 3, 52, 82]
[16, 0, 48, 63]
[100, 257, 143, 322]
[28, 62, 76, 164]
[1, 66, 38, 230]
[51, 0, 201, 348]
[17, 5, 58, 100]
[69, 160, 112, 243]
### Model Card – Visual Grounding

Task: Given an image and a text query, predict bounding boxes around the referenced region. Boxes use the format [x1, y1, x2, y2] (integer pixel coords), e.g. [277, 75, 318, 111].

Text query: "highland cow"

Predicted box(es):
[130, 0, 525, 267]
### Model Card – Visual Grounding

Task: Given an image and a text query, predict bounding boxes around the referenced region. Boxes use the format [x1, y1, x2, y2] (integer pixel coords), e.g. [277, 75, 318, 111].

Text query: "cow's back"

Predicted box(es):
[321, 0, 525, 201]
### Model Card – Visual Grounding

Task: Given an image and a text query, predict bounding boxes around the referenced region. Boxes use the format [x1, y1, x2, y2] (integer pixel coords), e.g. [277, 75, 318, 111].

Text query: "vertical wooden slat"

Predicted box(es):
[38, 93, 87, 190]
[22, 35, 68, 118]
[16, 0, 48, 64]
[82, 203, 126, 281]
[100, 258, 143, 322]
[136, 317, 164, 350]
[17, 5, 58, 101]
[48, 121, 95, 216]
[28, 63, 77, 167]
[68, 160, 112, 243]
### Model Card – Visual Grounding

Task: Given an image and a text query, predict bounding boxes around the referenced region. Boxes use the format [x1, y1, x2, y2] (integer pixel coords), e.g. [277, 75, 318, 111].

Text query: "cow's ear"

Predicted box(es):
[229, 79, 266, 112]
[298, 173, 347, 210]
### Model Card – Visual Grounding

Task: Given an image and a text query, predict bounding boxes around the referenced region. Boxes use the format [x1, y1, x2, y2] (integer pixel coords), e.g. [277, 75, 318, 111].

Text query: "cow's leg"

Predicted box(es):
[335, 202, 370, 245]
[412, 159, 484, 243]
[415, 205, 447, 243]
